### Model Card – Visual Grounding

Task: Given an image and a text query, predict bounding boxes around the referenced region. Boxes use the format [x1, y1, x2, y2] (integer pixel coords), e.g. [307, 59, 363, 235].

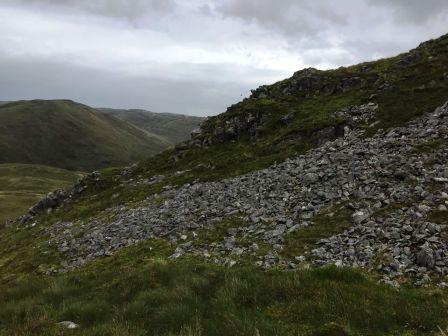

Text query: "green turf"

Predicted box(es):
[0, 233, 446, 336]
[0, 163, 83, 224]
[281, 203, 353, 259]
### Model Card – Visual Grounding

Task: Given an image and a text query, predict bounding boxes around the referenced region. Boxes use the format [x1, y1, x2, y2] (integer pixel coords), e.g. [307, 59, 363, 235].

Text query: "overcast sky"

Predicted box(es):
[0, 0, 447, 116]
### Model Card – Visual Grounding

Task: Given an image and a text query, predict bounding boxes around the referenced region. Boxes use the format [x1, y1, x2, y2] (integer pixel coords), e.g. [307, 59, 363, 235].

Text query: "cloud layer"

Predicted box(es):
[369, 0, 448, 23]
[0, 0, 447, 116]
[5, 0, 176, 19]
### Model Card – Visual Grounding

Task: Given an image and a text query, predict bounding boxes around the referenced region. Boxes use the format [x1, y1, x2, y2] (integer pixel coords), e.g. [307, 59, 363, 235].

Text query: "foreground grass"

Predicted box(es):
[0, 164, 83, 224]
[0, 237, 447, 336]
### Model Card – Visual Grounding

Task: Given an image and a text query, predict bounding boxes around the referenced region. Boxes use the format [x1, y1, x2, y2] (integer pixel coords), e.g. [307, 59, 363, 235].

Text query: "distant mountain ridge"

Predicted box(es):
[99, 108, 204, 145]
[0, 100, 201, 171]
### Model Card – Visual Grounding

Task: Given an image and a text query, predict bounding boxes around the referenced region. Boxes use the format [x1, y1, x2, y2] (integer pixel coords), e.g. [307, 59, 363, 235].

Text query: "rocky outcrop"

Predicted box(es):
[193, 111, 262, 144]
[17, 171, 101, 224]
[46, 102, 448, 285]
[176, 102, 379, 154]
[175, 105, 266, 153]
[251, 68, 324, 99]
[333, 103, 377, 124]
[250, 67, 380, 101]
[29, 189, 69, 216]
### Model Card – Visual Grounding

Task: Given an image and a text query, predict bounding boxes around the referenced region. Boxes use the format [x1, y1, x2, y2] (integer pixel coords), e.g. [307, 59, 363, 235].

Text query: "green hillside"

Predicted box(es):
[99, 108, 204, 145]
[1, 34, 448, 335]
[0, 100, 170, 171]
[0, 163, 82, 224]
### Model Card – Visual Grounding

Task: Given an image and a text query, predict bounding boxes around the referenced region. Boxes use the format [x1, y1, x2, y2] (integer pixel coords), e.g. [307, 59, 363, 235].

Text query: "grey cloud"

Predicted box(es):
[368, 0, 448, 23]
[1, 0, 447, 118]
[5, 0, 176, 19]
[216, 0, 347, 39]
[0, 55, 275, 116]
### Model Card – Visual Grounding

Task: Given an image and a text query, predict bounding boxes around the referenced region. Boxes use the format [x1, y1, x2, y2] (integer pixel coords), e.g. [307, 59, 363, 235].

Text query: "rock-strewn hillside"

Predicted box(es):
[41, 101, 448, 286]
[14, 34, 448, 286]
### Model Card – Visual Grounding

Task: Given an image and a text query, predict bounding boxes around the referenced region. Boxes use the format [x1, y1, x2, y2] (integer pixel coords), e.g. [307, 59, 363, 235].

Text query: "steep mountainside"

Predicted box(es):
[168, 33, 448, 179]
[1, 34, 448, 335]
[44, 103, 448, 278]
[0, 163, 82, 223]
[99, 108, 204, 145]
[0, 100, 170, 171]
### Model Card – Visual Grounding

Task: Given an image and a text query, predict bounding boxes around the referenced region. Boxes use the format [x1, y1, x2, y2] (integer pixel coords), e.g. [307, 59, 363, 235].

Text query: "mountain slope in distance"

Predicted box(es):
[0, 99, 171, 171]
[99, 108, 204, 145]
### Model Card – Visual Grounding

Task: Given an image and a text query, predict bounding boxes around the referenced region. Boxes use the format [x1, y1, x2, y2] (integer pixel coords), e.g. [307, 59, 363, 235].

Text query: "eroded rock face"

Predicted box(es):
[179, 103, 378, 152]
[185, 108, 265, 148]
[46, 102, 448, 284]
[17, 171, 101, 224]
[250, 67, 380, 100]
[251, 68, 324, 99]
[333, 103, 378, 125]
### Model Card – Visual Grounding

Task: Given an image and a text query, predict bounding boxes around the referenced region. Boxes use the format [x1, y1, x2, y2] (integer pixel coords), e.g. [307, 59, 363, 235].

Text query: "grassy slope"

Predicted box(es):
[0, 216, 439, 335]
[1, 35, 448, 335]
[0, 100, 170, 171]
[0, 228, 447, 336]
[0, 164, 83, 224]
[99, 108, 204, 145]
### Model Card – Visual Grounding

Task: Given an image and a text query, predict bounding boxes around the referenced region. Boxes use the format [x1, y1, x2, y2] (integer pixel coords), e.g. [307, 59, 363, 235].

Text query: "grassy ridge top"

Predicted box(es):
[0, 163, 82, 223]
[0, 100, 170, 171]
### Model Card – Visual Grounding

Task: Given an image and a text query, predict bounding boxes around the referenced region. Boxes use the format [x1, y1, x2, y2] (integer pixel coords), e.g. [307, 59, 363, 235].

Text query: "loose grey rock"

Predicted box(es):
[416, 247, 435, 269]
[57, 321, 79, 329]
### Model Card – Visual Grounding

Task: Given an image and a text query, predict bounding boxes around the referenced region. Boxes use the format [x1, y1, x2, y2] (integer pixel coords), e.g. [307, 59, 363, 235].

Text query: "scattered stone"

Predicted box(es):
[418, 204, 432, 213]
[295, 256, 306, 262]
[416, 247, 435, 269]
[57, 321, 79, 329]
[17, 171, 101, 224]
[438, 282, 448, 288]
[352, 210, 370, 224]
